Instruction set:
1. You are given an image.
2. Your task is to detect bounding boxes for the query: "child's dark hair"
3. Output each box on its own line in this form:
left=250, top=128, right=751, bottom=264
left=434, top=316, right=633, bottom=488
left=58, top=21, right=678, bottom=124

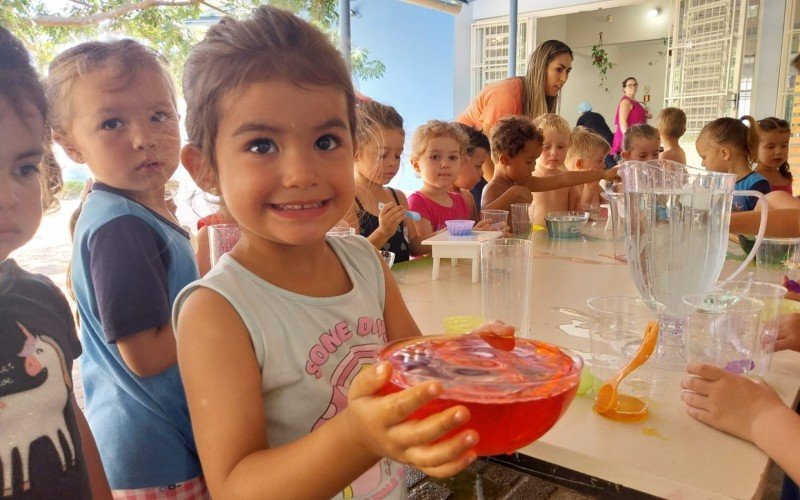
left=355, top=99, right=403, bottom=155
left=183, top=5, right=356, bottom=179
left=455, top=123, right=490, bottom=157
left=623, top=124, right=659, bottom=152
left=658, top=107, right=687, bottom=139
left=489, top=116, right=543, bottom=162
left=758, top=117, right=792, bottom=180
left=0, top=27, right=62, bottom=212
left=698, top=116, right=760, bottom=165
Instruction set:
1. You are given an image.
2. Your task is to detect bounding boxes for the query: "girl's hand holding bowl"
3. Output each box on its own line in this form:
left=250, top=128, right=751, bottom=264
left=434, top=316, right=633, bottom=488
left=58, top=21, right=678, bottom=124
left=345, top=361, right=478, bottom=478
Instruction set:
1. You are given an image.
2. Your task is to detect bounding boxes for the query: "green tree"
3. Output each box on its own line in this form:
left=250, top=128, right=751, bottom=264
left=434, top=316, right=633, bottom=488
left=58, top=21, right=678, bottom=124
left=1, top=0, right=384, bottom=83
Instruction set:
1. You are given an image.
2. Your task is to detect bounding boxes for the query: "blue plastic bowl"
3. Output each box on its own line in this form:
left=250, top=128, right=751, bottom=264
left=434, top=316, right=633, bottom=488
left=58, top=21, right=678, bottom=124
left=445, top=219, right=475, bottom=236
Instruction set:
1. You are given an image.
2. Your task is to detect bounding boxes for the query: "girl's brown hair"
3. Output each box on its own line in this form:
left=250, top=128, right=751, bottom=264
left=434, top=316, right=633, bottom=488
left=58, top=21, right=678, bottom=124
left=522, top=40, right=572, bottom=121
left=410, top=120, right=468, bottom=163
left=183, top=5, right=356, bottom=177
left=0, top=27, right=62, bottom=213
left=355, top=99, right=404, bottom=155
left=698, top=116, right=760, bottom=165
left=45, top=39, right=175, bottom=135
left=758, top=117, right=792, bottom=180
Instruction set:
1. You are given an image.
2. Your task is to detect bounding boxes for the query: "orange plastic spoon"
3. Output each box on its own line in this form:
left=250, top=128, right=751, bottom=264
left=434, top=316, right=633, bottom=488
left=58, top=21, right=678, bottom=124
left=595, top=321, right=659, bottom=414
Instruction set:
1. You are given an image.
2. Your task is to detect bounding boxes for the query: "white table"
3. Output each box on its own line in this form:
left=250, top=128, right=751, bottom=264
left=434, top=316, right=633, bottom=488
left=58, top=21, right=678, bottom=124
left=393, top=225, right=800, bottom=499
left=420, top=230, right=502, bottom=283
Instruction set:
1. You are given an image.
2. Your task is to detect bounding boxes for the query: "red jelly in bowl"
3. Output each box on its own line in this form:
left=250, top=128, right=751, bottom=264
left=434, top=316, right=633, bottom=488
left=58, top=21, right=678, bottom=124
left=376, top=334, right=583, bottom=456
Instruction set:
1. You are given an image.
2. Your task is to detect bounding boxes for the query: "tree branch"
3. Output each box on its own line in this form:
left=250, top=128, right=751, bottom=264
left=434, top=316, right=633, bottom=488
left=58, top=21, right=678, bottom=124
left=31, top=0, right=202, bottom=27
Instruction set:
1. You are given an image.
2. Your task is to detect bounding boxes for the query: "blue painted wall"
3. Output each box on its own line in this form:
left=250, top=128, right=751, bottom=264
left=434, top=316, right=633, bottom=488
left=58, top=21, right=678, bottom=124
left=351, top=0, right=456, bottom=192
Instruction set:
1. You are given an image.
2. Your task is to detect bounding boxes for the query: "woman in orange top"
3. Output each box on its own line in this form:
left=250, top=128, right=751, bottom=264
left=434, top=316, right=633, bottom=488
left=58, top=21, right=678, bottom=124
left=457, top=39, right=573, bottom=180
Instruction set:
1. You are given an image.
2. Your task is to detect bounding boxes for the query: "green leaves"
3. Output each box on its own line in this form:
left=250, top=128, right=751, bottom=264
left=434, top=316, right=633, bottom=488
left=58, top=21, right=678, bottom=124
left=4, top=0, right=385, bottom=88
left=590, top=42, right=613, bottom=94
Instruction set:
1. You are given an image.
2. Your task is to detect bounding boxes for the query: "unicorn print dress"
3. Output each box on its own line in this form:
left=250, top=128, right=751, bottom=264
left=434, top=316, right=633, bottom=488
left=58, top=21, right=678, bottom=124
left=0, top=259, right=90, bottom=499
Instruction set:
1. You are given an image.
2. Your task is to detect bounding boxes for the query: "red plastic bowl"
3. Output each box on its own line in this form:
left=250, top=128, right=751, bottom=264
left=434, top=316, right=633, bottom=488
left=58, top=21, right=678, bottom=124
left=376, top=334, right=583, bottom=456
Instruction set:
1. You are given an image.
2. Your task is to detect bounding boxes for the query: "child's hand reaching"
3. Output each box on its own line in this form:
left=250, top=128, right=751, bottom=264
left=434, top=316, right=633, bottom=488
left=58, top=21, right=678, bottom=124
left=776, top=313, right=800, bottom=352
left=782, top=276, right=800, bottom=302
left=681, top=363, right=785, bottom=442
left=473, top=219, right=495, bottom=231
left=345, top=361, right=478, bottom=478
left=602, top=167, right=621, bottom=182
left=377, top=202, right=406, bottom=239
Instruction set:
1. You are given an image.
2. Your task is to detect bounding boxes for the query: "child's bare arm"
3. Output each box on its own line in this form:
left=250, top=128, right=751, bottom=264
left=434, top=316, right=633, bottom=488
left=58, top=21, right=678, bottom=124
left=177, top=288, right=475, bottom=498
left=411, top=217, right=436, bottom=245
left=396, top=191, right=428, bottom=256
left=729, top=209, right=800, bottom=237
left=72, top=396, right=112, bottom=499
left=568, top=186, right=582, bottom=211
left=682, top=364, right=800, bottom=485
left=482, top=185, right=532, bottom=212
left=117, top=325, right=177, bottom=377
left=195, top=226, right=211, bottom=277
left=524, top=168, right=619, bottom=192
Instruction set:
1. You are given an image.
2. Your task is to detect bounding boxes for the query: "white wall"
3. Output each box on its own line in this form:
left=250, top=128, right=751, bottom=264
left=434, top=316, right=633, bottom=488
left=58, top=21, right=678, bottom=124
left=454, top=2, right=669, bottom=126
left=560, top=40, right=667, bottom=127
left=471, top=0, right=645, bottom=19
left=563, top=2, right=670, bottom=47
left=752, top=0, right=788, bottom=119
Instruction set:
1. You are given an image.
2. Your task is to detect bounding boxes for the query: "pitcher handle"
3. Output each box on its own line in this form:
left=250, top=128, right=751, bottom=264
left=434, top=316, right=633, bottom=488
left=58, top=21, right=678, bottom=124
left=723, top=190, right=768, bottom=281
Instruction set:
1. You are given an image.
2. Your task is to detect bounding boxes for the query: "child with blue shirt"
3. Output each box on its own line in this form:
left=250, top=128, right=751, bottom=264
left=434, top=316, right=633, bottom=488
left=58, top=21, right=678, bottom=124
left=696, top=116, right=770, bottom=211
left=47, top=40, right=205, bottom=497
left=0, top=27, right=110, bottom=499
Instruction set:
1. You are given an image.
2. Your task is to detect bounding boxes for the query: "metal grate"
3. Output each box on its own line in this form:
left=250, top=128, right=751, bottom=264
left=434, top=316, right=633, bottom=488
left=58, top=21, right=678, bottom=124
left=665, top=0, right=752, bottom=134
left=470, top=17, right=534, bottom=98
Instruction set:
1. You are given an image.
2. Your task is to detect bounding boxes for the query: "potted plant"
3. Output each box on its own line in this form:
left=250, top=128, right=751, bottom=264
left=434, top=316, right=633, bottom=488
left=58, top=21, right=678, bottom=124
left=591, top=32, right=613, bottom=93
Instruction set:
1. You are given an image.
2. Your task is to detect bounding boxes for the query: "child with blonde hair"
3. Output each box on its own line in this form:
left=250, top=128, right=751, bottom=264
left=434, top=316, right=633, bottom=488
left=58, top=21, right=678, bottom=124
left=755, top=117, right=792, bottom=195
left=408, top=120, right=490, bottom=239
left=565, top=127, right=610, bottom=206
left=46, top=40, right=205, bottom=496
left=176, top=7, right=483, bottom=498
left=697, top=116, right=770, bottom=211
left=481, top=116, right=539, bottom=215
left=0, top=26, right=110, bottom=499
left=620, top=123, right=661, bottom=162
left=530, top=113, right=580, bottom=225
left=344, top=99, right=424, bottom=261
left=658, top=107, right=687, bottom=164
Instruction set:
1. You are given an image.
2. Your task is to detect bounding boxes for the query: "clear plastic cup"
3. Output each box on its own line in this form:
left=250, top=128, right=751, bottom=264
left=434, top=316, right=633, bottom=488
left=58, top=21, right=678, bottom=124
left=326, top=226, right=356, bottom=237
left=586, top=296, right=665, bottom=419
left=683, top=292, right=764, bottom=374
left=510, top=203, right=532, bottom=238
left=756, top=237, right=800, bottom=285
left=208, top=224, right=241, bottom=266
left=379, top=250, right=395, bottom=268
left=714, top=281, right=787, bottom=377
left=481, top=239, right=532, bottom=337
left=481, top=209, right=509, bottom=232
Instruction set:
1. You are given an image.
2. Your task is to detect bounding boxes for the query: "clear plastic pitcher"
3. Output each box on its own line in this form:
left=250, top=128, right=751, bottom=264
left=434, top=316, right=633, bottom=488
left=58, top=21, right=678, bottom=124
left=619, top=160, right=767, bottom=369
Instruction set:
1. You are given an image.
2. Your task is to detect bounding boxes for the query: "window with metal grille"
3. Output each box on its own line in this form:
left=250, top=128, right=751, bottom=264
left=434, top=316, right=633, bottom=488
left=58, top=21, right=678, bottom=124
left=665, top=0, right=758, bottom=134
left=470, top=17, right=534, bottom=98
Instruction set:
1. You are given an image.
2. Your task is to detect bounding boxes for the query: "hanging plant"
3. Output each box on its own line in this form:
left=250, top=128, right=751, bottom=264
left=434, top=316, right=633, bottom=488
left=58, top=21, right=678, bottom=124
left=591, top=32, right=613, bottom=94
